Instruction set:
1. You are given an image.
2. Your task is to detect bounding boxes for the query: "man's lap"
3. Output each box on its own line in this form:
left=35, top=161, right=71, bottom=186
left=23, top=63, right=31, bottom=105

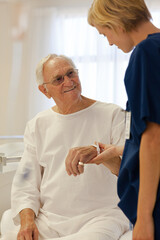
left=1, top=208, right=129, bottom=240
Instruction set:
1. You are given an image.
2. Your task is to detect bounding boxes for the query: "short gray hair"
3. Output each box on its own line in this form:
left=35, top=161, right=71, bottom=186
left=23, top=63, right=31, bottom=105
left=36, top=54, right=76, bottom=85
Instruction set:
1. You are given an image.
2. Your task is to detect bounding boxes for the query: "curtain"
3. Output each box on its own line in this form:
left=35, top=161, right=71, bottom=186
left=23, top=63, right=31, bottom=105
left=0, top=1, right=160, bottom=136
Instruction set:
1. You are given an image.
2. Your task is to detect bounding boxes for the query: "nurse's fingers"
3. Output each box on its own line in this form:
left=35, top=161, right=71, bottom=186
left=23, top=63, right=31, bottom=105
left=89, top=144, right=118, bottom=165
left=89, top=148, right=113, bottom=165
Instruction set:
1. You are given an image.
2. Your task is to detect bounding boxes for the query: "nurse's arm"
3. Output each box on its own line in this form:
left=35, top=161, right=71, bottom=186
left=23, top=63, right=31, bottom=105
left=133, top=121, right=160, bottom=239
left=89, top=143, right=124, bottom=176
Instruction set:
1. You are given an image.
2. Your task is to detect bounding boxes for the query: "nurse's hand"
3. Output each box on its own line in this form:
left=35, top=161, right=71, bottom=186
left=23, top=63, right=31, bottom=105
left=89, top=143, right=124, bottom=176
left=133, top=215, right=154, bottom=240
left=65, top=146, right=97, bottom=176
left=18, top=208, right=39, bottom=240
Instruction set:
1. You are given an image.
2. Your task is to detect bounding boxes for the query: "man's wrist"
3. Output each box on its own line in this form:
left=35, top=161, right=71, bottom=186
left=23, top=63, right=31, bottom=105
left=20, top=208, right=35, bottom=224
left=91, top=142, right=100, bottom=155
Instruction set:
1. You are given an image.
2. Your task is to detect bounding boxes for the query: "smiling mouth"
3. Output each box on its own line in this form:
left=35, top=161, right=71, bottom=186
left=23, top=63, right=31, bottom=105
left=64, top=86, right=76, bottom=93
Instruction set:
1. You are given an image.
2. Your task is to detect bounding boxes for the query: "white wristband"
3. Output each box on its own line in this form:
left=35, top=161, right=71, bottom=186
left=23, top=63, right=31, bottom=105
left=91, top=142, right=100, bottom=155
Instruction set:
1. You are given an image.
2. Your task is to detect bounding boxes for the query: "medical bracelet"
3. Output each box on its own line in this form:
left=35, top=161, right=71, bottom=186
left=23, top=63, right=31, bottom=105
left=91, top=142, right=100, bottom=155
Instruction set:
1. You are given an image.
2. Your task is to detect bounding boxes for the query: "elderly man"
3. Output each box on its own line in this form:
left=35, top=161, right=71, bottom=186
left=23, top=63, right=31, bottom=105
left=1, top=54, right=129, bottom=240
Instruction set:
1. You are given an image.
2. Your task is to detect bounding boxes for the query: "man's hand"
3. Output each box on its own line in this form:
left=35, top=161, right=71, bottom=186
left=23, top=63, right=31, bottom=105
left=17, top=208, right=39, bottom=240
left=65, top=146, right=97, bottom=176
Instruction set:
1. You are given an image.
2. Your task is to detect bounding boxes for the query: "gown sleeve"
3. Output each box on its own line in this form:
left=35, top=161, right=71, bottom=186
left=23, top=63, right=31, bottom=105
left=11, top=122, right=42, bottom=225
left=110, top=107, right=125, bottom=146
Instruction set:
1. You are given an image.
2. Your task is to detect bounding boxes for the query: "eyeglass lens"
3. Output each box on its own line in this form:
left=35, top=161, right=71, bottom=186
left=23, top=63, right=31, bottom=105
left=52, top=69, right=77, bottom=86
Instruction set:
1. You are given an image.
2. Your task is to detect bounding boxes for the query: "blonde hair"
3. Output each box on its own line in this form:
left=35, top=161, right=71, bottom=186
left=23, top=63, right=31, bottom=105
left=88, top=0, right=152, bottom=32
left=36, top=54, right=76, bottom=85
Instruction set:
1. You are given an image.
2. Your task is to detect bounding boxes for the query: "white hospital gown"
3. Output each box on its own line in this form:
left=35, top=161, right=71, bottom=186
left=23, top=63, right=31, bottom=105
left=10, top=101, right=129, bottom=239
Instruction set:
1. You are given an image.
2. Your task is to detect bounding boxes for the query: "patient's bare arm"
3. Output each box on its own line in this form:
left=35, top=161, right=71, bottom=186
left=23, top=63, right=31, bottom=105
left=17, top=208, right=39, bottom=240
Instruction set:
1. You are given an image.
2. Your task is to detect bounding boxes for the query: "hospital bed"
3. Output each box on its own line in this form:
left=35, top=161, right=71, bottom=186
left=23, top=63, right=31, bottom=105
left=0, top=142, right=24, bottom=228
left=0, top=142, right=132, bottom=239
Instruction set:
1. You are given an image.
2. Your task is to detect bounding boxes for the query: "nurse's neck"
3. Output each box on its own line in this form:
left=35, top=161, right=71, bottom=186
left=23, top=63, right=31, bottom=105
left=130, top=21, right=160, bottom=47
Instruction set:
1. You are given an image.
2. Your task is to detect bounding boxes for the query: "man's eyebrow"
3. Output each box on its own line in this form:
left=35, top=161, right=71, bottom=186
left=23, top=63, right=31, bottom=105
left=50, top=74, right=60, bottom=81
left=58, top=68, right=73, bottom=75
left=50, top=68, right=73, bottom=80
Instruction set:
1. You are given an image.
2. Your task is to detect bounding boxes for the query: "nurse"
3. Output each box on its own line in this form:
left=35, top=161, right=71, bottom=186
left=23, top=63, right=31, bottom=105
left=87, top=0, right=160, bottom=239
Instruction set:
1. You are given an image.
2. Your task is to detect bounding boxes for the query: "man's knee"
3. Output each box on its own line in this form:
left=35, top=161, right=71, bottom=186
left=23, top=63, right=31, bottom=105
left=1, top=231, right=18, bottom=240
left=1, top=209, right=19, bottom=238
left=62, top=231, right=114, bottom=240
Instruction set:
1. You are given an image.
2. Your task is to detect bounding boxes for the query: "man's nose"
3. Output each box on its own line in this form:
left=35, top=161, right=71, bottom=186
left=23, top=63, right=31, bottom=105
left=63, top=75, right=73, bottom=84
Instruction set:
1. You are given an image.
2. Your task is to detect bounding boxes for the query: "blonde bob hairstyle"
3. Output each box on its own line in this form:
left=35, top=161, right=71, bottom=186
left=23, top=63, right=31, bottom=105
left=88, top=0, right=152, bottom=32
left=36, top=54, right=76, bottom=86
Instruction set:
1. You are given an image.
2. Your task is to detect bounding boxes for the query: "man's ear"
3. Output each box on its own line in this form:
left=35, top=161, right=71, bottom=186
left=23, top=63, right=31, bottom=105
left=38, top=85, right=51, bottom=99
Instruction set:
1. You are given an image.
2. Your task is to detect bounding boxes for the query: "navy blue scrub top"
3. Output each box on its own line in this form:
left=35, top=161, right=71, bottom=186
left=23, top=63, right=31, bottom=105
left=117, top=33, right=160, bottom=225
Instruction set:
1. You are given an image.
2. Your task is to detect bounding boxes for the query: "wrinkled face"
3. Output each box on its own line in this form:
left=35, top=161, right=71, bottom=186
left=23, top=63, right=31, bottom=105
left=94, top=24, right=134, bottom=53
left=42, top=58, right=82, bottom=105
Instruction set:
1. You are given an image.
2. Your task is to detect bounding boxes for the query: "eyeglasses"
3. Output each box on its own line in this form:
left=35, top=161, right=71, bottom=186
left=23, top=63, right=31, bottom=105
left=43, top=68, right=78, bottom=86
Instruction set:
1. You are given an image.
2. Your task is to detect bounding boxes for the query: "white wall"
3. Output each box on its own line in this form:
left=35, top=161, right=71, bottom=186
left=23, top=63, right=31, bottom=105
left=0, top=0, right=93, bottom=136
left=0, top=0, right=160, bottom=136
left=0, top=3, right=13, bottom=136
